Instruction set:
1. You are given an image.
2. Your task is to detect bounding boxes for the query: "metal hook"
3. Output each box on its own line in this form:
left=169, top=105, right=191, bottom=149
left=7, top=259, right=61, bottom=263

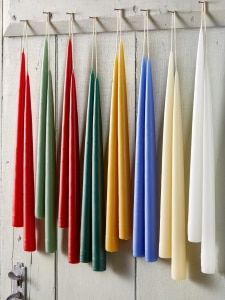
left=66, top=12, right=75, bottom=36
left=66, top=12, right=75, bottom=21
left=43, top=11, right=52, bottom=22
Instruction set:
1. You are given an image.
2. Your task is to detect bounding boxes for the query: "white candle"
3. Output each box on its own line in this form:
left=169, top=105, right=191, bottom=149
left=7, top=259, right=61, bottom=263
left=188, top=27, right=204, bottom=243
left=201, top=62, right=216, bottom=274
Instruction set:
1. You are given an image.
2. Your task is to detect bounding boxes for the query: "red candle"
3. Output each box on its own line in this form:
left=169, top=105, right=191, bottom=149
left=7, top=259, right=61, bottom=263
left=58, top=38, right=73, bottom=228
left=23, top=73, right=36, bottom=251
left=68, top=70, right=80, bottom=263
left=12, top=50, right=26, bottom=227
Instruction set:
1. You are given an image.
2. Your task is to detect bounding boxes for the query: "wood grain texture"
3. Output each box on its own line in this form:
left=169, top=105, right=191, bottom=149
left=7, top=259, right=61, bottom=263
left=56, top=32, right=135, bottom=300
left=1, top=1, right=225, bottom=300
left=0, top=0, right=3, bottom=298
left=1, top=36, right=56, bottom=300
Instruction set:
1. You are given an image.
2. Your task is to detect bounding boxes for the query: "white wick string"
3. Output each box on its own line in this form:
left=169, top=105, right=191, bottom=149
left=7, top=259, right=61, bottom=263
left=203, top=2, right=207, bottom=34
left=142, top=12, right=146, bottom=58
left=69, top=14, right=74, bottom=71
left=91, top=18, right=98, bottom=75
left=146, top=11, right=150, bottom=59
left=22, top=21, right=28, bottom=73
left=173, top=12, right=177, bottom=70
left=94, top=18, right=98, bottom=75
left=91, top=18, right=94, bottom=70
left=45, top=15, right=50, bottom=72
left=116, top=12, right=119, bottom=53
left=119, top=10, right=122, bottom=41
left=170, top=12, right=174, bottom=52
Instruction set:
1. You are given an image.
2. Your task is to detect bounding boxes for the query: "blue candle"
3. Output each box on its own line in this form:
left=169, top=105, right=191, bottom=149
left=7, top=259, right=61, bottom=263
left=145, top=59, right=158, bottom=262
left=133, top=57, right=147, bottom=257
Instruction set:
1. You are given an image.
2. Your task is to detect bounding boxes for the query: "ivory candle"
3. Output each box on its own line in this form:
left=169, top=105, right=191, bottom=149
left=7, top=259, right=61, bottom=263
left=171, top=71, right=187, bottom=280
left=159, top=52, right=174, bottom=258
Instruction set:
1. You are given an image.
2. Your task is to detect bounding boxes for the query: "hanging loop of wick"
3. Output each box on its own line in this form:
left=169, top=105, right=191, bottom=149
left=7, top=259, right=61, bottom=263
left=20, top=20, right=29, bottom=70
left=141, top=10, right=147, bottom=57
left=140, top=9, right=150, bottom=59
left=66, top=12, right=75, bottom=38
left=90, top=17, right=98, bottom=75
left=173, top=11, right=177, bottom=70
left=114, top=8, right=123, bottom=42
left=21, top=20, right=28, bottom=51
left=169, top=11, right=175, bottom=53
left=43, top=11, right=52, bottom=71
left=43, top=11, right=52, bottom=37
left=66, top=12, right=76, bottom=70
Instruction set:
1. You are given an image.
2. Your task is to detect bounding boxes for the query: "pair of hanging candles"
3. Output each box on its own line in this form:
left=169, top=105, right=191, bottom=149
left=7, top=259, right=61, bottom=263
left=133, top=13, right=158, bottom=261
left=58, top=33, right=81, bottom=263
left=80, top=20, right=106, bottom=271
left=188, top=3, right=215, bottom=274
left=35, top=36, right=57, bottom=253
left=105, top=28, right=131, bottom=251
left=12, top=36, right=36, bottom=251
left=159, top=12, right=186, bottom=280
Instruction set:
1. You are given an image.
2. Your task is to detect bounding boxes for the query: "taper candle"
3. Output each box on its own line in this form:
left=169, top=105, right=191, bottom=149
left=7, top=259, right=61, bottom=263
left=145, top=59, right=158, bottom=262
left=171, top=70, right=186, bottom=280
left=118, top=41, right=131, bottom=240
left=36, top=38, right=48, bottom=219
left=92, top=77, right=106, bottom=271
left=188, top=28, right=204, bottom=243
left=45, top=70, right=57, bottom=253
left=13, top=49, right=26, bottom=227
left=201, top=64, right=215, bottom=274
left=80, top=70, right=95, bottom=262
left=23, top=73, right=36, bottom=251
left=58, top=38, right=73, bottom=228
left=159, top=51, right=174, bottom=258
left=133, top=57, right=147, bottom=257
left=68, top=70, right=81, bottom=264
left=105, top=54, right=119, bottom=252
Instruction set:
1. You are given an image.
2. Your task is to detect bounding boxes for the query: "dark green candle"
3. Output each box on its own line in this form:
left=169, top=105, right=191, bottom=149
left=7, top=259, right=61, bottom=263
left=92, top=77, right=106, bottom=271
left=80, top=70, right=95, bottom=262
left=45, top=70, right=57, bottom=253
left=36, top=38, right=48, bottom=219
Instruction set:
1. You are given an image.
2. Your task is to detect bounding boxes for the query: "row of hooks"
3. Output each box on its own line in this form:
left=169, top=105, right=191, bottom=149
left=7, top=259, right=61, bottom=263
left=5, top=1, right=216, bottom=37
left=20, top=1, right=208, bottom=25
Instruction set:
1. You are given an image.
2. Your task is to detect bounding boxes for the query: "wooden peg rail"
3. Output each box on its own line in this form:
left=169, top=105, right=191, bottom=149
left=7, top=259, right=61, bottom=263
left=4, top=9, right=225, bottom=37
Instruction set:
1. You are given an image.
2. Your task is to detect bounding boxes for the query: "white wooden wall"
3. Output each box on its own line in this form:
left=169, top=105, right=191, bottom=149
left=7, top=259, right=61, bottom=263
left=1, top=1, right=225, bottom=300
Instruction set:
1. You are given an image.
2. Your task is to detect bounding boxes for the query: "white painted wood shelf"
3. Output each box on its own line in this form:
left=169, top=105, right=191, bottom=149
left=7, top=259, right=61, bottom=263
left=4, top=9, right=225, bottom=37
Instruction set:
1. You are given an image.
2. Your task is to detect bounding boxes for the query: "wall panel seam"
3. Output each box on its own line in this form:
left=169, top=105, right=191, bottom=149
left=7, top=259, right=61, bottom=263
left=134, top=30, right=137, bottom=300
left=55, top=34, right=58, bottom=300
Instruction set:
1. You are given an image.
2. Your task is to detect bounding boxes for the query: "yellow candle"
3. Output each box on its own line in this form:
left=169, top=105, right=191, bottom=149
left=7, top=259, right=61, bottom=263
left=171, top=70, right=187, bottom=280
left=159, top=51, right=174, bottom=258
left=118, top=41, right=131, bottom=240
left=105, top=54, right=119, bottom=252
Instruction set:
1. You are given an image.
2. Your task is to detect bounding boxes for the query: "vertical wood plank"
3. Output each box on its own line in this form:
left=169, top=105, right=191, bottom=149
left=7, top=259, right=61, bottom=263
left=56, top=32, right=135, bottom=300
left=0, top=0, right=3, bottom=297
left=1, top=36, right=56, bottom=299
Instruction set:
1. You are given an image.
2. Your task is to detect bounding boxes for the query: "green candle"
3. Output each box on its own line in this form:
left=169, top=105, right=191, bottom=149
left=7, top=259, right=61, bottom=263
left=92, top=77, right=106, bottom=271
left=80, top=70, right=95, bottom=262
left=36, top=38, right=48, bottom=219
left=45, top=70, right=57, bottom=253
